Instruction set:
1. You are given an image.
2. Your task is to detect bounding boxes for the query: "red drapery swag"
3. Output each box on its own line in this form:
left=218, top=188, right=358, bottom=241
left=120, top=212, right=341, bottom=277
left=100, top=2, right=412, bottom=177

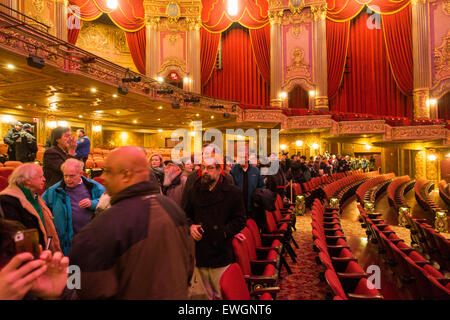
left=202, top=0, right=269, bottom=32
left=329, top=11, right=412, bottom=118
left=327, top=0, right=411, bottom=22
left=202, top=25, right=270, bottom=106
left=288, top=86, right=309, bottom=109
left=68, top=0, right=145, bottom=73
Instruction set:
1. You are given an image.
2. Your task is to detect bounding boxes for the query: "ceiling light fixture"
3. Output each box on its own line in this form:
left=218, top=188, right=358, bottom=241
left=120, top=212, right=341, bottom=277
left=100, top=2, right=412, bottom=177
left=106, top=0, right=118, bottom=10
left=6, top=64, right=14, bottom=70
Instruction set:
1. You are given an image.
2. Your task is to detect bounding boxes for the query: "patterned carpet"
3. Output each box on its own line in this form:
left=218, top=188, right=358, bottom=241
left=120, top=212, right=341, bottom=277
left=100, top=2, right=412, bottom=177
left=277, top=213, right=330, bottom=300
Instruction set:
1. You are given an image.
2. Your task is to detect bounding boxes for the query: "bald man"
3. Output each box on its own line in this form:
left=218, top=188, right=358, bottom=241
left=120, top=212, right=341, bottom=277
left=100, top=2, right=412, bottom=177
left=69, top=146, right=195, bottom=299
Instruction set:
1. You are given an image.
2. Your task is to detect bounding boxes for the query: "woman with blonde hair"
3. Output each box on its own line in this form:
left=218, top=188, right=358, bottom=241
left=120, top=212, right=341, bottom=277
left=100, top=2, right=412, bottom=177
left=0, top=163, right=61, bottom=252
left=149, top=153, right=164, bottom=188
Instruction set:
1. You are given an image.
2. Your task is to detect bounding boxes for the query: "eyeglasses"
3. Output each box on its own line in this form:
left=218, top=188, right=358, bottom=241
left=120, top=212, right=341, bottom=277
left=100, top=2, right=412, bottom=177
left=201, top=165, right=217, bottom=171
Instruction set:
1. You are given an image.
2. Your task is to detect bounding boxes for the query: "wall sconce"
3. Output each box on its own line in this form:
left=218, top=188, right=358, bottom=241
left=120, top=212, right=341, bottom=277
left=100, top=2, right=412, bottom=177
left=57, top=121, right=68, bottom=127
left=434, top=211, right=448, bottom=233
left=1, top=115, right=14, bottom=123
left=365, top=144, right=372, bottom=151
left=309, top=90, right=316, bottom=97
left=296, top=140, right=303, bottom=147
left=47, top=121, right=57, bottom=129
left=312, top=143, right=319, bottom=150
left=279, top=91, right=287, bottom=100
left=93, top=125, right=102, bottom=132
left=428, top=154, right=437, bottom=161
left=280, top=144, right=287, bottom=151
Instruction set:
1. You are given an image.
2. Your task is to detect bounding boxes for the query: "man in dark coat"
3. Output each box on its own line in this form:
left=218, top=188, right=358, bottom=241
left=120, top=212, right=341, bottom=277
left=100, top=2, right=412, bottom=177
left=15, top=124, right=38, bottom=163
left=3, top=121, right=22, bottom=161
left=184, top=155, right=246, bottom=300
left=69, top=146, right=194, bottom=299
left=43, top=127, right=77, bottom=189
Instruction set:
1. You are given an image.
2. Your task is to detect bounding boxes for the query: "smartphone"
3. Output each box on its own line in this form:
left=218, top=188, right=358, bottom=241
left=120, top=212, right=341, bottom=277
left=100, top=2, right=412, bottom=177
left=198, top=226, right=204, bottom=235
left=14, top=229, right=40, bottom=259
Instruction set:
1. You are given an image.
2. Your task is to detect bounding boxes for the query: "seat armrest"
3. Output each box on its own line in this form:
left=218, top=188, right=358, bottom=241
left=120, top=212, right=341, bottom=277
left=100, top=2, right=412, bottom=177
left=244, top=275, right=278, bottom=286
left=251, top=287, right=280, bottom=297
left=250, top=259, right=278, bottom=267
left=347, top=293, right=383, bottom=300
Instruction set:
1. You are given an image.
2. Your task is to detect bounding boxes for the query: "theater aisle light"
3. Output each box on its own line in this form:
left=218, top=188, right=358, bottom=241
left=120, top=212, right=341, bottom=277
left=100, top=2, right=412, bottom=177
left=227, top=0, right=239, bottom=16
left=106, top=0, right=118, bottom=10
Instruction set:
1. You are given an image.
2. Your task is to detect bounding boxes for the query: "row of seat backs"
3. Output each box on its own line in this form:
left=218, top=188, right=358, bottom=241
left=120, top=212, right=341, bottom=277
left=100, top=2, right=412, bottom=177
left=358, top=205, right=450, bottom=299
left=356, top=173, right=396, bottom=203
left=387, top=175, right=411, bottom=207
left=438, top=180, right=450, bottom=206
left=415, top=178, right=446, bottom=214
left=322, top=171, right=379, bottom=200
left=312, top=199, right=382, bottom=300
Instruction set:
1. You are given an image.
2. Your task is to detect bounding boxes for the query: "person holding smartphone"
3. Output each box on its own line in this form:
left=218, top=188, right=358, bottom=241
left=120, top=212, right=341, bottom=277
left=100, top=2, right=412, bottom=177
left=0, top=219, right=69, bottom=300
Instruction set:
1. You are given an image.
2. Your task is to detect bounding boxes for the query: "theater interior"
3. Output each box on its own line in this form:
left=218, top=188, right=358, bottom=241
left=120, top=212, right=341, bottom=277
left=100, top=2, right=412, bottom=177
left=0, top=0, right=449, bottom=300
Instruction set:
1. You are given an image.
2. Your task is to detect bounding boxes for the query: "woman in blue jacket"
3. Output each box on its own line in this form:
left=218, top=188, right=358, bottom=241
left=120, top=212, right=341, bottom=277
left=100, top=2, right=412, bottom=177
left=43, top=158, right=105, bottom=255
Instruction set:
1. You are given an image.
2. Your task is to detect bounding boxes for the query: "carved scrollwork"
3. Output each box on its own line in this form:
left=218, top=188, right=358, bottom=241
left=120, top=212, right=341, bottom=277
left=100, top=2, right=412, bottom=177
left=286, top=115, right=332, bottom=129
left=338, top=120, right=386, bottom=135
left=392, top=125, right=447, bottom=140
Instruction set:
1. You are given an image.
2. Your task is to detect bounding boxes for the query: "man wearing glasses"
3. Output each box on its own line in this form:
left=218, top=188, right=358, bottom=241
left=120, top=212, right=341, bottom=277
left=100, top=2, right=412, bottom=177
left=184, top=154, right=246, bottom=300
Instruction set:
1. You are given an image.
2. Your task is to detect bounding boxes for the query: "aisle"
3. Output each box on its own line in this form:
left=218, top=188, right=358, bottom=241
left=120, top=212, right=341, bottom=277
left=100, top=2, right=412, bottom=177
left=277, top=213, right=329, bottom=300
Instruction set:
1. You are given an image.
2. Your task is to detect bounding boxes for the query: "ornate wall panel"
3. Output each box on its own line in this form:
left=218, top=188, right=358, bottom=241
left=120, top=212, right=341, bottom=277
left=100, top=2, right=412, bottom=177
left=338, top=120, right=386, bottom=135
left=285, top=115, right=332, bottom=129
left=430, top=0, right=450, bottom=99
left=76, top=21, right=138, bottom=73
left=281, top=9, right=315, bottom=92
left=158, top=31, right=187, bottom=76
left=391, top=125, right=447, bottom=140
left=21, top=0, right=55, bottom=35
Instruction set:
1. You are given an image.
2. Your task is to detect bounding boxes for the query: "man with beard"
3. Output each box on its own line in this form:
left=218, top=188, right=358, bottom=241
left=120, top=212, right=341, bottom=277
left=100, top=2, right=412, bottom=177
left=184, top=154, right=246, bottom=300
left=162, top=160, right=187, bottom=207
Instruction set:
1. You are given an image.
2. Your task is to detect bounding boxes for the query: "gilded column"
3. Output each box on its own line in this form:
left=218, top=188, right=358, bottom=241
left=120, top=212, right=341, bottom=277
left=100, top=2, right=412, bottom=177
left=55, top=0, right=68, bottom=42
left=412, top=0, right=431, bottom=118
left=144, top=1, right=160, bottom=79
left=311, top=4, right=329, bottom=110
left=414, top=150, right=427, bottom=180
left=187, top=18, right=201, bottom=93
left=269, top=10, right=283, bottom=108
left=1, top=0, right=19, bottom=17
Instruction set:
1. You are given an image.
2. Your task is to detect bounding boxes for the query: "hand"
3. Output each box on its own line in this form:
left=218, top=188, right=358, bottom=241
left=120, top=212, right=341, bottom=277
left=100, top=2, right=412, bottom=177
left=234, top=232, right=246, bottom=242
left=0, top=253, right=47, bottom=300
left=190, top=224, right=203, bottom=242
left=79, top=198, right=91, bottom=209
left=30, top=251, right=69, bottom=299
left=67, top=136, right=77, bottom=155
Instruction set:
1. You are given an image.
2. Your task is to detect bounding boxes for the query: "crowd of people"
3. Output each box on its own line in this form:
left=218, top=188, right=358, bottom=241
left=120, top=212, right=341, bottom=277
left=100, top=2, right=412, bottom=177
left=0, top=125, right=376, bottom=300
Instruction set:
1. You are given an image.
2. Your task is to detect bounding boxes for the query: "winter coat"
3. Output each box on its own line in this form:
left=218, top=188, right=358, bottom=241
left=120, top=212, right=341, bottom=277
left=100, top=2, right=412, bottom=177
left=15, top=130, right=38, bottom=162
left=43, top=146, right=75, bottom=189
left=42, top=176, right=105, bottom=255
left=0, top=184, right=61, bottom=252
left=69, top=181, right=195, bottom=299
left=3, top=128, right=21, bottom=160
left=184, top=175, right=246, bottom=268
left=163, top=172, right=187, bottom=208
left=230, top=164, right=265, bottom=213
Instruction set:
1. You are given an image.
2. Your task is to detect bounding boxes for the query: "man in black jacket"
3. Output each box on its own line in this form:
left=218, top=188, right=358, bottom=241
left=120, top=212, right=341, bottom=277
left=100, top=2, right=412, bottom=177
left=15, top=124, right=38, bottom=163
left=184, top=155, right=246, bottom=300
left=3, top=121, right=22, bottom=161
left=43, top=127, right=77, bottom=189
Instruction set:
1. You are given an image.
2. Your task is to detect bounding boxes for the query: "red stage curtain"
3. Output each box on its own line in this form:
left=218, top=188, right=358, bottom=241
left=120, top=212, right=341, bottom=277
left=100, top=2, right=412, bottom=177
left=202, top=24, right=269, bottom=106
left=200, top=27, right=221, bottom=86
left=326, top=20, right=350, bottom=99
left=202, top=0, right=269, bottom=32
left=69, top=0, right=144, bottom=31
left=327, top=0, right=411, bottom=22
left=329, top=12, right=412, bottom=118
left=288, top=86, right=309, bottom=109
left=382, top=5, right=413, bottom=95
left=125, top=28, right=146, bottom=75
left=438, top=92, right=450, bottom=120
left=249, top=24, right=270, bottom=83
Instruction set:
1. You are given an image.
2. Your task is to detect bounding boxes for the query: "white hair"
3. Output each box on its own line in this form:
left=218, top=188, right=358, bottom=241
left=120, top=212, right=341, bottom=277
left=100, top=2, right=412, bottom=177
left=61, top=158, right=84, bottom=173
left=8, top=163, right=41, bottom=187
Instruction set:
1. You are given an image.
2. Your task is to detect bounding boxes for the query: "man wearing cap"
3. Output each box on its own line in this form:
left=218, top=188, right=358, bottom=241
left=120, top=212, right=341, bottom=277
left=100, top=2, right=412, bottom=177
left=162, top=160, right=187, bottom=208
left=3, top=121, right=23, bottom=161
left=15, top=123, right=38, bottom=163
